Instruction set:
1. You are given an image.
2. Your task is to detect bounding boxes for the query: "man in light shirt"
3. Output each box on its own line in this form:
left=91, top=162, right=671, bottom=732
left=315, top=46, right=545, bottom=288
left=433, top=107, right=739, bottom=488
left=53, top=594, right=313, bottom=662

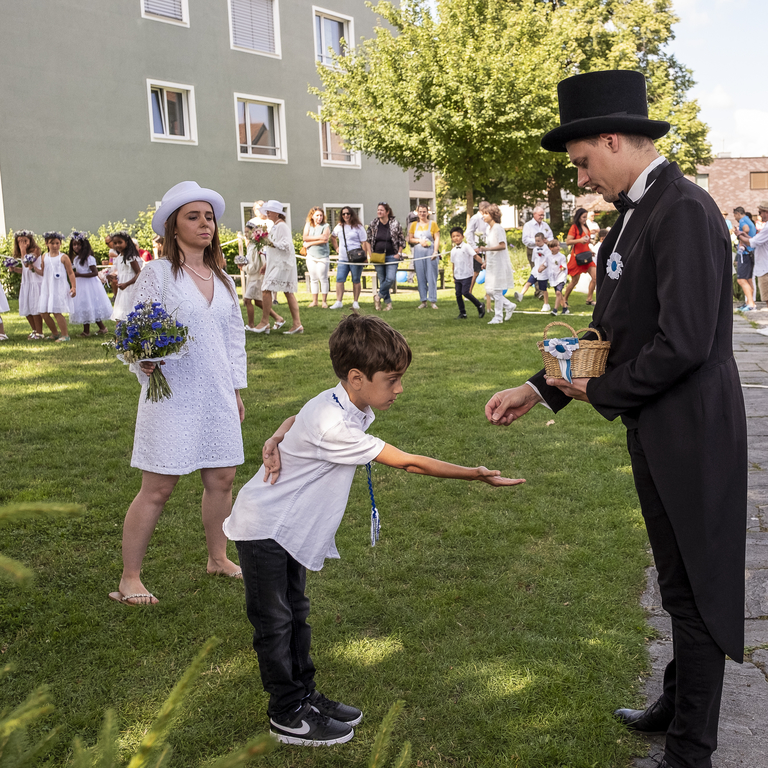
left=521, top=207, right=554, bottom=299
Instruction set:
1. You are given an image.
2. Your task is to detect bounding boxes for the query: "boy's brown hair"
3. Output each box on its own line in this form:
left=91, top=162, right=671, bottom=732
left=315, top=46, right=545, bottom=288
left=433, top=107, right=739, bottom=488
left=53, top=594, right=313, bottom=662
left=329, top=315, right=412, bottom=381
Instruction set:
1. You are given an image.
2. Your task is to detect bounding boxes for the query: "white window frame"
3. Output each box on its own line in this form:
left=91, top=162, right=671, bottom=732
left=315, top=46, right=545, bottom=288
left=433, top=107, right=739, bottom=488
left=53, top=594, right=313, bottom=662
left=234, top=93, right=288, bottom=164
left=323, top=203, right=365, bottom=231
left=312, top=6, right=354, bottom=67
left=228, top=0, right=282, bottom=59
left=318, top=116, right=361, bottom=168
left=140, top=0, right=190, bottom=27
left=146, top=79, right=197, bottom=145
left=241, top=202, right=292, bottom=232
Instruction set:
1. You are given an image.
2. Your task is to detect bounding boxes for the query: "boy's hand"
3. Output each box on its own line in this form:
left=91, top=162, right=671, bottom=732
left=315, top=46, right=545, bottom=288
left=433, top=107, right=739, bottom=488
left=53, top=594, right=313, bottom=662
left=262, top=438, right=282, bottom=484
left=475, top=468, right=526, bottom=486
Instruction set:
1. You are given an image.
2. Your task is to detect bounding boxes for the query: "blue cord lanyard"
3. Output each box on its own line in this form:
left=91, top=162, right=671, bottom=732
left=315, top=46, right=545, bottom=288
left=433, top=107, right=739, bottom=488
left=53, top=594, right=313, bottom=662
left=333, top=393, right=380, bottom=546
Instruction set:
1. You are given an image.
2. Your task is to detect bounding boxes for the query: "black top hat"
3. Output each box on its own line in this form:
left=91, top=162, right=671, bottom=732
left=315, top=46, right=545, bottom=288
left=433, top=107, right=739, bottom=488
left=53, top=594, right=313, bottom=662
left=541, top=70, right=670, bottom=153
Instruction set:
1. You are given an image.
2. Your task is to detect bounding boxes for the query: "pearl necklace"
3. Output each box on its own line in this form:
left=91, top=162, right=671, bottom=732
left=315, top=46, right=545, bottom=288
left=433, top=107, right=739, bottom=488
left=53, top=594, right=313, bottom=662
left=182, top=262, right=213, bottom=281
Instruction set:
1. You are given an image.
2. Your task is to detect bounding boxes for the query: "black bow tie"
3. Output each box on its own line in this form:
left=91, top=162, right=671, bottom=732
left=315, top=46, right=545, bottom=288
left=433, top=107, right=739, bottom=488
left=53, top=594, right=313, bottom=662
left=613, top=161, right=669, bottom=214
left=614, top=191, right=637, bottom=214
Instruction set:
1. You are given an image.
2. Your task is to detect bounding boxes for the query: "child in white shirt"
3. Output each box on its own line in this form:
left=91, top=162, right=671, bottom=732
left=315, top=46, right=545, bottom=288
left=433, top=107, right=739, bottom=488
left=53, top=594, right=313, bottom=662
left=547, top=239, right=569, bottom=315
left=224, top=315, right=523, bottom=747
left=450, top=227, right=486, bottom=319
left=513, top=232, right=551, bottom=312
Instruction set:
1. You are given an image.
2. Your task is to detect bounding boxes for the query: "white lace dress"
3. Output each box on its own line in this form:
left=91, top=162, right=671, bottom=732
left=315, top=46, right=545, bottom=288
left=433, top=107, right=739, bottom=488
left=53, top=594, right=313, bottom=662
left=112, top=255, right=140, bottom=321
left=71, top=256, right=113, bottom=324
left=38, top=253, right=73, bottom=314
left=262, top=220, right=298, bottom=293
left=18, top=256, right=43, bottom=316
left=129, top=260, right=248, bottom=475
left=484, top=223, right=514, bottom=292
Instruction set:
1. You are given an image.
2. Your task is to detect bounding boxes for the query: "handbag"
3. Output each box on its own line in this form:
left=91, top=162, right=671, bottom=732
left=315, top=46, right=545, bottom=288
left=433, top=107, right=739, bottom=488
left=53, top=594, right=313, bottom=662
left=369, top=252, right=386, bottom=264
left=342, top=225, right=367, bottom=264
left=299, top=245, right=307, bottom=257
left=575, top=250, right=593, bottom=266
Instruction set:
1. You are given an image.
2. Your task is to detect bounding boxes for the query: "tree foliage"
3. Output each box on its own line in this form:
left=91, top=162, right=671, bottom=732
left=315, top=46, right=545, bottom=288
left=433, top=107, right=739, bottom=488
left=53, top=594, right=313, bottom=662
left=311, top=0, right=711, bottom=227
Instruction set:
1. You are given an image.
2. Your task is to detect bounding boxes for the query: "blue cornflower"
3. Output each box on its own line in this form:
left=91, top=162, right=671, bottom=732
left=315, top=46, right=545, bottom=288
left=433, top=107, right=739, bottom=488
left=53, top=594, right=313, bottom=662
left=134, top=302, right=145, bottom=310
left=175, top=335, right=182, bottom=343
left=151, top=321, right=162, bottom=330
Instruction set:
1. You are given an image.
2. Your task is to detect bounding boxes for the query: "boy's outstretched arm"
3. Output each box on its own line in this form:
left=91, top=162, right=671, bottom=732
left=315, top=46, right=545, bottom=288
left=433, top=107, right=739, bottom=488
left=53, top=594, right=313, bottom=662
left=374, top=444, right=525, bottom=486
left=262, top=416, right=296, bottom=484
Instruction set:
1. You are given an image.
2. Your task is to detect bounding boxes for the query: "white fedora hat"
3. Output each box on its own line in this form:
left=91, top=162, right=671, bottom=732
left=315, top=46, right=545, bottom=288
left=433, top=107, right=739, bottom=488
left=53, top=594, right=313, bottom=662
left=258, top=199, right=286, bottom=215
left=152, top=181, right=226, bottom=236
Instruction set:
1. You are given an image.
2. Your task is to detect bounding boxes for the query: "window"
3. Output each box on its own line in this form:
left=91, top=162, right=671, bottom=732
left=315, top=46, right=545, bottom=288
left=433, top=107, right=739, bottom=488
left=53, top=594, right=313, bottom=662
left=141, top=0, right=189, bottom=26
left=146, top=80, right=197, bottom=144
left=229, top=0, right=280, bottom=57
left=319, top=121, right=360, bottom=167
left=695, top=173, right=709, bottom=192
left=235, top=94, right=287, bottom=162
left=751, top=172, right=768, bottom=190
left=314, top=7, right=353, bottom=66
left=323, top=204, right=364, bottom=230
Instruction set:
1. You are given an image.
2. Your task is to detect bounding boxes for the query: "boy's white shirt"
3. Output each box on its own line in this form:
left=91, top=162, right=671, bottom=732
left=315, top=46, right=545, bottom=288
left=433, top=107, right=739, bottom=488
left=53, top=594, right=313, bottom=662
left=223, top=383, right=385, bottom=571
left=548, top=250, right=568, bottom=285
left=450, top=241, right=477, bottom=281
left=531, top=245, right=551, bottom=279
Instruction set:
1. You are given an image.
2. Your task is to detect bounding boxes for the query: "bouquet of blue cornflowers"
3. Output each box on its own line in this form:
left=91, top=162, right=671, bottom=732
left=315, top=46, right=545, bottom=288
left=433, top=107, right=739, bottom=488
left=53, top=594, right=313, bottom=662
left=23, top=254, right=36, bottom=267
left=3, top=257, right=20, bottom=269
left=104, top=302, right=192, bottom=403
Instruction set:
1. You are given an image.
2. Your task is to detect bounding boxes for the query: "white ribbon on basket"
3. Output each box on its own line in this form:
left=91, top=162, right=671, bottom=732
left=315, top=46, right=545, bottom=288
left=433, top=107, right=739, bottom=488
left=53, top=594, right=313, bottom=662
left=543, top=337, right=580, bottom=383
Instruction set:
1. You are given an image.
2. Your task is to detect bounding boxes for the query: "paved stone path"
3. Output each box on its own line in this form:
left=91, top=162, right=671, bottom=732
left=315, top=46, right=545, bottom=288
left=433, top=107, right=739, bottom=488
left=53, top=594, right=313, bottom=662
left=632, top=310, right=768, bottom=768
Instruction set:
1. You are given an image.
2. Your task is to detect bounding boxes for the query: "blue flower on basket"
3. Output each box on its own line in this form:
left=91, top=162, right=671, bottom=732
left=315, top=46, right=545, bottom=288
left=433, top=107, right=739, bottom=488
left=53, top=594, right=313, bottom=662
left=544, top=337, right=580, bottom=383
left=606, top=252, right=623, bottom=280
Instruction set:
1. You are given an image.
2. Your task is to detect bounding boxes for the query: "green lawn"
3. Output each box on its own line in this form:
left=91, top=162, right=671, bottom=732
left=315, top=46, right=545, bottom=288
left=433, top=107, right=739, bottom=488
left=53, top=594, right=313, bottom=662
left=0, top=284, right=652, bottom=767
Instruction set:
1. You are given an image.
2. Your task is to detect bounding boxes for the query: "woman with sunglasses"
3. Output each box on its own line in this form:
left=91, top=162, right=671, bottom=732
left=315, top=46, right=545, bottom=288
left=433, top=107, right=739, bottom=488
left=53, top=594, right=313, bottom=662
left=330, top=207, right=369, bottom=309
left=367, top=203, right=406, bottom=311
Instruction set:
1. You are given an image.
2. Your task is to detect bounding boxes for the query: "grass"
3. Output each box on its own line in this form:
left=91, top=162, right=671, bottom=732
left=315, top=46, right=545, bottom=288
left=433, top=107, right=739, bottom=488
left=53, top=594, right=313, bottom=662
left=0, top=281, right=653, bottom=767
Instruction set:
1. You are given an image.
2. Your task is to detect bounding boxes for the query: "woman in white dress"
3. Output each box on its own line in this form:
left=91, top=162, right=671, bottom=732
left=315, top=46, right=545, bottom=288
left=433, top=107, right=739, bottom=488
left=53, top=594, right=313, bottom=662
left=9, top=230, right=44, bottom=339
left=110, top=232, right=142, bottom=321
left=253, top=200, right=303, bottom=335
left=68, top=231, right=113, bottom=335
left=476, top=204, right=516, bottom=324
left=109, top=181, right=247, bottom=606
left=38, top=232, right=77, bottom=341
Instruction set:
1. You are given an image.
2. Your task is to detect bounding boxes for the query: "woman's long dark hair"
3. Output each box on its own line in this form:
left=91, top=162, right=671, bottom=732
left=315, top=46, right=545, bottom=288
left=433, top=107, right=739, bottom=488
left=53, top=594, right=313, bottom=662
left=163, top=209, right=237, bottom=302
left=572, top=207, right=588, bottom=236
left=340, top=206, right=362, bottom=229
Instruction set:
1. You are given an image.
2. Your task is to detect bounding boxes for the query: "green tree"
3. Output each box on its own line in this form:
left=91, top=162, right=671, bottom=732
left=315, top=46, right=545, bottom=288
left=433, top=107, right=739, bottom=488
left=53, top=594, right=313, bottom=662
left=312, top=0, right=711, bottom=231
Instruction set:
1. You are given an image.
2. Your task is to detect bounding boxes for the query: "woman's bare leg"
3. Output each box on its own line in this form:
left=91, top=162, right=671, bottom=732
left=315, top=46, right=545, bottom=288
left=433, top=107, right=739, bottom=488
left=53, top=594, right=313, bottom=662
left=285, top=293, right=302, bottom=330
left=200, top=466, right=241, bottom=576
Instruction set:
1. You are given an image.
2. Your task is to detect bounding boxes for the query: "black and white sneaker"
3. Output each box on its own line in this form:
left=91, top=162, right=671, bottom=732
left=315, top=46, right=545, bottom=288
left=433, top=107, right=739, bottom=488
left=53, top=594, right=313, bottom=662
left=307, top=690, right=363, bottom=726
left=477, top=304, right=486, bottom=318
left=269, top=701, right=353, bottom=746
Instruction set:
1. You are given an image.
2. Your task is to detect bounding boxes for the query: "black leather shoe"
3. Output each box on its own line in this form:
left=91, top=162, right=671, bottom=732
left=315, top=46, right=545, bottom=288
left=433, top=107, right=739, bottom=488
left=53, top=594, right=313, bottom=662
left=613, top=696, right=674, bottom=734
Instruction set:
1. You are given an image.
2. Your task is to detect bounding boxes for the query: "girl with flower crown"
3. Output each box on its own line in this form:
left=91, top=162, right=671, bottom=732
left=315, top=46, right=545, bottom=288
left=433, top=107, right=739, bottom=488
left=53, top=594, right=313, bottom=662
left=38, top=231, right=76, bottom=342
left=9, top=230, right=44, bottom=339
left=110, top=231, right=142, bottom=321
left=68, top=231, right=113, bottom=336
left=0, top=275, right=8, bottom=341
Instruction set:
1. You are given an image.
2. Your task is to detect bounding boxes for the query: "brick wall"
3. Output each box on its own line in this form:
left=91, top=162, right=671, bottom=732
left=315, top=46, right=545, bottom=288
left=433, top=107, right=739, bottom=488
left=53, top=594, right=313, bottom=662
left=687, top=157, right=768, bottom=218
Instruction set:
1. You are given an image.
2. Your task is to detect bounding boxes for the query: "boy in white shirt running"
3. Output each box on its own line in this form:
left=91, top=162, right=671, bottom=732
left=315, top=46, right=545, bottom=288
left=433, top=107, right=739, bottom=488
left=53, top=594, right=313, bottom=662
left=450, top=226, right=486, bottom=319
left=513, top=232, right=552, bottom=311
left=224, top=315, right=523, bottom=747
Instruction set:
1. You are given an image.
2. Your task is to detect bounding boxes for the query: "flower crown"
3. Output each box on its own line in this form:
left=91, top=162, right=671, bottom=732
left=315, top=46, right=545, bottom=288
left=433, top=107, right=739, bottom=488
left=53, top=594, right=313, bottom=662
left=15, top=229, right=35, bottom=239
left=110, top=230, right=131, bottom=240
left=43, top=231, right=65, bottom=241
left=69, top=230, right=90, bottom=241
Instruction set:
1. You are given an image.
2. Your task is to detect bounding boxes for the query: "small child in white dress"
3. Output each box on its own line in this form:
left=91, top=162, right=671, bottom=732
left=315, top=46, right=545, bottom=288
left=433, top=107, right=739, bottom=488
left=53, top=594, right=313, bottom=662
left=513, top=232, right=552, bottom=312
left=68, top=231, right=113, bottom=335
left=9, top=230, right=44, bottom=339
left=38, top=231, right=77, bottom=342
left=547, top=239, right=569, bottom=315
left=110, top=231, right=142, bottom=321
left=0, top=281, right=9, bottom=341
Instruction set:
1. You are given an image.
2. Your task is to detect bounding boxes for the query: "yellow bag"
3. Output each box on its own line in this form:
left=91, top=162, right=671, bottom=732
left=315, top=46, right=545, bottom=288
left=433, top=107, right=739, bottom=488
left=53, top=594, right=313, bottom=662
left=370, top=251, right=386, bottom=264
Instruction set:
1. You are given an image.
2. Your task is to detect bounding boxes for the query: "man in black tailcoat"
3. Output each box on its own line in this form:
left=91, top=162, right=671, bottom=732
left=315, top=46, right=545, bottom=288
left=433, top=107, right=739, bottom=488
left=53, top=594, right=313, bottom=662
left=485, top=70, right=746, bottom=768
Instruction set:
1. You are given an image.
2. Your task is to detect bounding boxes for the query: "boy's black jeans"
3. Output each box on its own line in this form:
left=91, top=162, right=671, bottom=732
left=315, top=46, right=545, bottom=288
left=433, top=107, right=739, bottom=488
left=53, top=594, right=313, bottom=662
left=236, top=538, right=316, bottom=719
left=454, top=276, right=482, bottom=315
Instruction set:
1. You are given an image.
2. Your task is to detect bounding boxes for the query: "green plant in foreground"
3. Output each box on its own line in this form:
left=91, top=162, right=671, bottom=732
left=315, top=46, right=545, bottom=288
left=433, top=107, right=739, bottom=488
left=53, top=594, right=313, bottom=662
left=367, top=700, right=410, bottom=768
left=0, top=503, right=83, bottom=584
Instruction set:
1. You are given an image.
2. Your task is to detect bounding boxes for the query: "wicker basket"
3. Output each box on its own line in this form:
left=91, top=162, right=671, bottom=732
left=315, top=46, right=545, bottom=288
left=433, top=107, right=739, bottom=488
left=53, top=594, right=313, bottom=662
left=537, top=322, right=610, bottom=379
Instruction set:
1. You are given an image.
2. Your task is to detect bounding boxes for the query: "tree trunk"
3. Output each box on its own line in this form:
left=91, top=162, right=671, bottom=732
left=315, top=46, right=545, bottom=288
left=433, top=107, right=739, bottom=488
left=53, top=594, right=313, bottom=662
left=466, top=185, right=474, bottom=227
left=546, top=177, right=563, bottom=233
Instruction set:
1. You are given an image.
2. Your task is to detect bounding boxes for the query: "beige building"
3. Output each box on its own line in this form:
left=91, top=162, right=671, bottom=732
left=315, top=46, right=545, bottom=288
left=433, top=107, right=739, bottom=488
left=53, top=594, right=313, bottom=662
left=689, top=157, right=768, bottom=217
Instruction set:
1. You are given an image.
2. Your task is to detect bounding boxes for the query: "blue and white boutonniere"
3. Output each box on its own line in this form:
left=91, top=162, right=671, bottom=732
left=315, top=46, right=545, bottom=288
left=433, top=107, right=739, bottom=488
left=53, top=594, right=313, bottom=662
left=606, top=252, right=623, bottom=280
left=543, top=337, right=579, bottom=383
